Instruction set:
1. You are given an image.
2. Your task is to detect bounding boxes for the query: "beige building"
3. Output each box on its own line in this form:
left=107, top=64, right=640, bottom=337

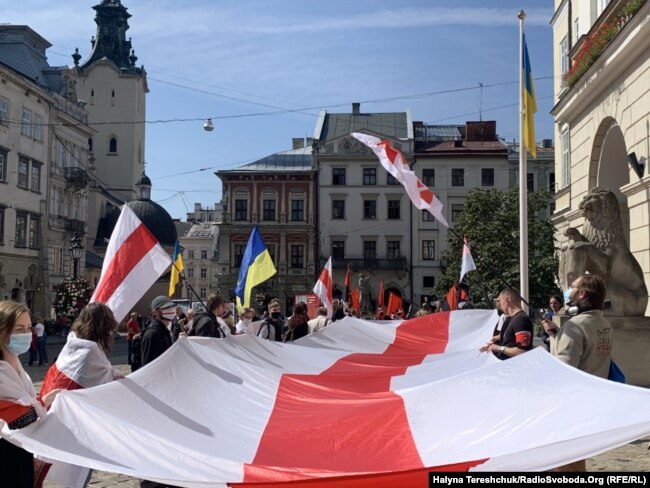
left=550, top=0, right=650, bottom=311
left=179, top=222, right=220, bottom=301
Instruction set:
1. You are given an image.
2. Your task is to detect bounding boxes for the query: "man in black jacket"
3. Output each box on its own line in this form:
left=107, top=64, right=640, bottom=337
left=140, top=296, right=175, bottom=366
left=189, top=294, right=227, bottom=338
left=258, top=299, right=284, bottom=341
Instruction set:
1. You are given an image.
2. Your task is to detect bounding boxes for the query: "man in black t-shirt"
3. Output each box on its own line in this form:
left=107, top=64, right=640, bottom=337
left=480, top=288, right=533, bottom=360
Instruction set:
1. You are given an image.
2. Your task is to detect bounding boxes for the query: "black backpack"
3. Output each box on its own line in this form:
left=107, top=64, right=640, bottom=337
left=131, top=334, right=142, bottom=372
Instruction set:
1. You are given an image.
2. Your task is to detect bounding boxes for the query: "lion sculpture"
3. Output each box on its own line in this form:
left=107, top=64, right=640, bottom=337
left=560, top=187, right=648, bottom=316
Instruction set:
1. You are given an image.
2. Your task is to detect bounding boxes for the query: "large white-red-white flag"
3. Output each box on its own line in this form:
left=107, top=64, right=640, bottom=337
left=313, top=257, right=333, bottom=318
left=352, top=132, right=448, bottom=227
left=90, top=205, right=171, bottom=323
left=460, top=235, right=477, bottom=282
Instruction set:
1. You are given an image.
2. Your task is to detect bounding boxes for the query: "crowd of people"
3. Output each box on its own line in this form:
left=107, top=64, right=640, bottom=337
left=0, top=272, right=616, bottom=484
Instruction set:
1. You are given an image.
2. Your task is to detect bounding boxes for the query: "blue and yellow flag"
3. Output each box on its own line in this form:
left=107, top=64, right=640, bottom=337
left=168, top=240, right=184, bottom=297
left=235, top=226, right=277, bottom=312
left=522, top=33, right=537, bottom=158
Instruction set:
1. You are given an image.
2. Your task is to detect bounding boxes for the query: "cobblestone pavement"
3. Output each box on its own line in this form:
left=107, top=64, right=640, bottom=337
left=31, top=336, right=649, bottom=486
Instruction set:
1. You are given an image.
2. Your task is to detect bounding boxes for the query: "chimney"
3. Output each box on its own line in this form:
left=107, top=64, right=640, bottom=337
left=292, top=137, right=305, bottom=150
left=194, top=203, right=201, bottom=211
left=306, top=137, right=314, bottom=147
left=352, top=102, right=360, bottom=115
left=542, top=138, right=553, bottom=149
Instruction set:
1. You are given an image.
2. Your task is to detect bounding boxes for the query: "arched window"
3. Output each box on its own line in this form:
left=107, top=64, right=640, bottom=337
left=109, top=137, right=117, bottom=153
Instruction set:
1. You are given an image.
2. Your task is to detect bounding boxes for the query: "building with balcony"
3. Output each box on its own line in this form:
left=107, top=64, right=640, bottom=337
left=550, top=0, right=650, bottom=309
left=186, top=202, right=223, bottom=223
left=313, top=103, right=414, bottom=310
left=216, top=141, right=317, bottom=312
left=179, top=222, right=220, bottom=301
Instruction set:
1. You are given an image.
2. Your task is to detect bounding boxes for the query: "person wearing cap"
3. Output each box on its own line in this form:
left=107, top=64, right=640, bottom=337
left=140, top=296, right=175, bottom=366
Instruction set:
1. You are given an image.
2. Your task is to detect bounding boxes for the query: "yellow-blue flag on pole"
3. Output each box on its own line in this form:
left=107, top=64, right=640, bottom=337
left=168, top=240, right=184, bottom=297
left=235, top=226, right=277, bottom=312
left=522, top=33, right=537, bottom=158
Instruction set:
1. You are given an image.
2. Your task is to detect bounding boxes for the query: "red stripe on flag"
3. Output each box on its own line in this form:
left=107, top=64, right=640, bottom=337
left=39, top=365, right=83, bottom=404
left=93, top=224, right=159, bottom=304
left=244, top=313, right=485, bottom=482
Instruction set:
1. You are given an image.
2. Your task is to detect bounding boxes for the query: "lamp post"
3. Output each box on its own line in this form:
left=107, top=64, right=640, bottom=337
left=69, top=233, right=84, bottom=279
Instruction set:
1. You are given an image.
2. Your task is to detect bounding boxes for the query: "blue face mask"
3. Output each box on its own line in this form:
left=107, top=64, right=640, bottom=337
left=6, top=332, right=32, bottom=356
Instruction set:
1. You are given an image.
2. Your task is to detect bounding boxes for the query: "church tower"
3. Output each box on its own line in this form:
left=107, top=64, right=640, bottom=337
left=74, top=0, right=148, bottom=203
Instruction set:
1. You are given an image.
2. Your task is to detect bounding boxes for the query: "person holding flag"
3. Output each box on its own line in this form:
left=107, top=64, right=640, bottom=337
left=235, top=227, right=276, bottom=313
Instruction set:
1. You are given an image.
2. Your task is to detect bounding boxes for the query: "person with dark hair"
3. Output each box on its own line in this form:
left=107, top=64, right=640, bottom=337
left=284, top=302, right=309, bottom=342
left=140, top=296, right=176, bottom=366
left=189, top=294, right=228, bottom=338
left=258, top=300, right=284, bottom=341
left=540, top=294, right=564, bottom=350
left=544, top=275, right=613, bottom=472
left=480, top=288, right=533, bottom=360
left=126, top=312, right=141, bottom=365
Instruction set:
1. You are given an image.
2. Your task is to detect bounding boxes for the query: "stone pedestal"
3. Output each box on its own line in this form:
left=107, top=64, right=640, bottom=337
left=609, top=317, right=650, bottom=387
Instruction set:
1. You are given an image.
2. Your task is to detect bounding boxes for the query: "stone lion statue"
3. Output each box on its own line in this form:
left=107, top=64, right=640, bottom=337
left=560, top=187, right=648, bottom=316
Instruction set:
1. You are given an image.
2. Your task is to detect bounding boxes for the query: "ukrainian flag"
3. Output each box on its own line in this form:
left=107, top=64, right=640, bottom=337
left=235, top=226, right=277, bottom=312
left=168, top=240, right=184, bottom=297
left=522, top=33, right=537, bottom=158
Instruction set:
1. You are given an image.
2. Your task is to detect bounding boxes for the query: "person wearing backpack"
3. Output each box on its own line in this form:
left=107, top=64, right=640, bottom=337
left=140, top=296, right=175, bottom=367
left=189, top=294, right=228, bottom=338
left=258, top=299, right=284, bottom=341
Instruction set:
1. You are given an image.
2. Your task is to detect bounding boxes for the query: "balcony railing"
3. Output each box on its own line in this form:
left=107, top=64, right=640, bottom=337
left=324, top=257, right=408, bottom=271
left=64, top=166, right=89, bottom=186
left=64, top=218, right=85, bottom=235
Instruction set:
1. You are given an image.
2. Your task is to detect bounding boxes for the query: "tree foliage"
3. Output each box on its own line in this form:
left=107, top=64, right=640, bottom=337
left=434, top=187, right=560, bottom=309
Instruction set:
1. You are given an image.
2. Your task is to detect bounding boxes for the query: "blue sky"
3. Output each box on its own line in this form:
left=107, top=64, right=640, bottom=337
left=6, top=0, right=555, bottom=220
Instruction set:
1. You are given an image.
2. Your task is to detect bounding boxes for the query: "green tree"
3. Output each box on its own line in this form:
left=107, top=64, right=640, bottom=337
left=434, top=187, right=560, bottom=309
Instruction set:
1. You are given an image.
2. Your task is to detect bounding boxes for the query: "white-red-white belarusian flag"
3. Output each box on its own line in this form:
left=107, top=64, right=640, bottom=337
left=90, top=205, right=171, bottom=323
left=460, top=235, right=477, bottom=282
left=313, top=257, right=333, bottom=318
left=352, top=132, right=448, bottom=227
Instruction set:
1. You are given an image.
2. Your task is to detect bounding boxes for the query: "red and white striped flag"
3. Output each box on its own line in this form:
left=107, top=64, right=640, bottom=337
left=460, top=235, right=477, bottom=282
left=313, top=257, right=333, bottom=318
left=352, top=132, right=448, bottom=227
left=90, top=205, right=171, bottom=323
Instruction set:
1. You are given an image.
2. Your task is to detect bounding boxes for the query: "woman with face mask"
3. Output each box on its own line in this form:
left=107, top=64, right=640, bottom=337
left=0, top=301, right=56, bottom=487
left=235, top=308, right=255, bottom=334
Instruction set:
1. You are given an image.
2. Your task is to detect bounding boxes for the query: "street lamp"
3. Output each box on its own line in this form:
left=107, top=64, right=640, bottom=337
left=69, top=233, right=84, bottom=278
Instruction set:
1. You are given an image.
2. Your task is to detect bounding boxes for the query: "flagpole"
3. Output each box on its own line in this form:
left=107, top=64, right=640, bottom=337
left=518, top=10, right=529, bottom=307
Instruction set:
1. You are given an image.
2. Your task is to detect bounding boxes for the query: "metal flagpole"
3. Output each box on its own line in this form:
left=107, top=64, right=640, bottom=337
left=518, top=9, right=529, bottom=308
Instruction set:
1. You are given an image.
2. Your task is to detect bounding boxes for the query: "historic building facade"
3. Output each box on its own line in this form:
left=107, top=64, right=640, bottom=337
left=216, top=142, right=317, bottom=312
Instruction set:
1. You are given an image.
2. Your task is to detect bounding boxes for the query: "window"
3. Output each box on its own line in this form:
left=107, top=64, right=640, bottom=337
left=188, top=249, right=194, bottom=259
left=291, top=200, right=304, bottom=221
left=234, top=199, right=248, bottom=221
left=332, top=168, right=346, bottom=185
left=387, top=174, right=399, bottom=185
left=423, top=276, right=435, bottom=288
left=200, top=268, right=207, bottom=279
left=573, top=17, right=580, bottom=43
left=482, top=168, right=494, bottom=186
left=452, top=168, right=464, bottom=186
left=31, top=163, right=41, bottom=192
left=57, top=140, right=67, bottom=167
left=560, top=36, right=569, bottom=76
left=363, top=200, right=377, bottom=219
left=422, top=168, right=435, bottom=186
left=88, top=138, right=93, bottom=152
left=111, top=89, right=116, bottom=106
left=422, top=209, right=435, bottom=222
left=21, top=109, right=32, bottom=137
left=33, top=114, right=43, bottom=142
left=332, top=240, right=345, bottom=259
left=387, top=200, right=400, bottom=219
left=422, top=240, right=435, bottom=260
left=561, top=130, right=570, bottom=188
left=15, top=212, right=27, bottom=247
left=200, top=287, right=207, bottom=299
left=109, top=137, right=117, bottom=153
left=363, top=168, right=377, bottom=185
left=363, top=241, right=376, bottom=260
left=290, top=245, right=304, bottom=268
left=549, top=172, right=556, bottom=193
left=29, top=215, right=40, bottom=248
left=0, top=206, right=5, bottom=244
left=262, top=199, right=276, bottom=221
left=451, top=204, right=464, bottom=222
left=187, top=268, right=194, bottom=278
left=234, top=244, right=245, bottom=267
left=201, top=249, right=207, bottom=259
left=0, top=97, right=8, bottom=123
left=0, top=148, right=7, bottom=182
left=53, top=246, right=63, bottom=275
left=527, top=173, right=535, bottom=192
left=332, top=199, right=345, bottom=219
left=18, top=157, right=29, bottom=188
left=387, top=240, right=401, bottom=259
